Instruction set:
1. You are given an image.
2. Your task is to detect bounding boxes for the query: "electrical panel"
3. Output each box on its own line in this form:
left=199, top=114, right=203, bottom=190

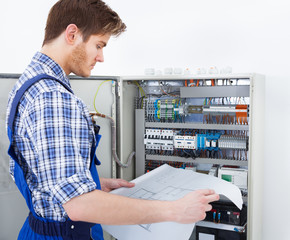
left=0, top=73, right=265, bottom=240
left=117, top=73, right=265, bottom=240
left=131, top=76, right=251, bottom=176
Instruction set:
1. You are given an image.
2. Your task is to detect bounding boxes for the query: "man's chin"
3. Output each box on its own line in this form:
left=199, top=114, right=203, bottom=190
left=73, top=71, right=91, bottom=78
left=81, top=73, right=91, bottom=78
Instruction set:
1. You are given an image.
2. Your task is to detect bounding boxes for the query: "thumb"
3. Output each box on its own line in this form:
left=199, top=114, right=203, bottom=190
left=119, top=179, right=135, bottom=188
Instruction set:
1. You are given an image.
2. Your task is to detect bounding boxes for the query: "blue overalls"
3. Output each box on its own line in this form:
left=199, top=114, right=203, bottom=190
left=7, top=74, right=104, bottom=240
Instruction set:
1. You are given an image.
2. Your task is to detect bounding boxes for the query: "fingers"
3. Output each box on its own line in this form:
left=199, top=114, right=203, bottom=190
left=205, top=193, right=220, bottom=203
left=172, top=189, right=220, bottom=224
left=195, top=189, right=220, bottom=203
left=196, top=189, right=215, bottom=196
left=124, top=182, right=135, bottom=188
left=118, top=179, right=135, bottom=188
left=196, top=189, right=217, bottom=212
left=205, top=203, right=213, bottom=212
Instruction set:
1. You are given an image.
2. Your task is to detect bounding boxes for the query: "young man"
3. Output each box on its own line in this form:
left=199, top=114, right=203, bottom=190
left=6, top=0, right=219, bottom=239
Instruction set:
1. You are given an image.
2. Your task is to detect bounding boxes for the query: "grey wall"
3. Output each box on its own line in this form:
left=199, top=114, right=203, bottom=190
left=0, top=78, right=28, bottom=239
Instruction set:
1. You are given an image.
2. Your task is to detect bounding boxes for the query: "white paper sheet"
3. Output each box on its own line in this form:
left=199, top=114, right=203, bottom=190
left=102, top=164, right=243, bottom=240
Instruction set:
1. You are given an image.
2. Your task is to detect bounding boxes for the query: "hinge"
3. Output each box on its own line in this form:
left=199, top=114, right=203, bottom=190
left=117, top=80, right=121, bottom=97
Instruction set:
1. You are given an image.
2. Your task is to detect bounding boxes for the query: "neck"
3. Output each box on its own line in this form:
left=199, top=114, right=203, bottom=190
left=41, top=39, right=71, bottom=75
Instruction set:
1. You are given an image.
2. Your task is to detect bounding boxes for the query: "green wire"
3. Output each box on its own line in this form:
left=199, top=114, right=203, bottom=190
left=93, top=80, right=112, bottom=113
left=134, top=81, right=146, bottom=108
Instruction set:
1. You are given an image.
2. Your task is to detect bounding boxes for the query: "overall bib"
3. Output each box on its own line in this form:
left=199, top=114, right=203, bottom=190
left=7, top=74, right=104, bottom=240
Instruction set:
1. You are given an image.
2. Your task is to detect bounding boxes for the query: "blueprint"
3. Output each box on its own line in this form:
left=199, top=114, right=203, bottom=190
left=102, top=164, right=243, bottom=240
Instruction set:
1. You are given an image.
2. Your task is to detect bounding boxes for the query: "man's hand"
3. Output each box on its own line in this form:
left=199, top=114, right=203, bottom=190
left=100, top=178, right=135, bottom=192
left=173, top=189, right=220, bottom=224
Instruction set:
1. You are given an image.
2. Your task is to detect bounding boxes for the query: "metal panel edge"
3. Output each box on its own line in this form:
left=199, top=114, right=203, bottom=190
left=247, top=73, right=265, bottom=240
left=135, top=109, right=145, bottom=177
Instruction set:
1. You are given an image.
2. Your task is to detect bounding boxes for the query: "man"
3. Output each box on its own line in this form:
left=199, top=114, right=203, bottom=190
left=6, top=0, right=219, bottom=239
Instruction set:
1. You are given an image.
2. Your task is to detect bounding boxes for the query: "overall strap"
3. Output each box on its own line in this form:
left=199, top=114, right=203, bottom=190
left=90, top=131, right=103, bottom=240
left=7, top=74, right=73, bottom=214
left=8, top=74, right=104, bottom=239
left=8, top=73, right=73, bottom=136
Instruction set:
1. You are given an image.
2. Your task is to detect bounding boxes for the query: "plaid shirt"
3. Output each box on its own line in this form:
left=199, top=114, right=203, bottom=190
left=6, top=52, right=97, bottom=221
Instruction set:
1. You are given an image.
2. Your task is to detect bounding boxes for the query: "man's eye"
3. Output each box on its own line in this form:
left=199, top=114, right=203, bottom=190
left=97, top=45, right=102, bottom=49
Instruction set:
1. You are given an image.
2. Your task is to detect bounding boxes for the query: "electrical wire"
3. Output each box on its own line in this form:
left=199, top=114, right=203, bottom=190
left=91, top=113, right=135, bottom=168
left=93, top=80, right=112, bottom=113
left=133, top=81, right=146, bottom=108
left=92, top=81, right=135, bottom=168
left=133, top=81, right=146, bottom=97
left=158, top=81, right=178, bottom=97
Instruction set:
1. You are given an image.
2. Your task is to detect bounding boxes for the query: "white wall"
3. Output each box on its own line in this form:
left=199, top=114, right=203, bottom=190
left=1, top=0, right=290, bottom=239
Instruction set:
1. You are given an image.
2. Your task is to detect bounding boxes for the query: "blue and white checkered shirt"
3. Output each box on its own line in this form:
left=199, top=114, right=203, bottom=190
left=6, top=52, right=97, bottom=221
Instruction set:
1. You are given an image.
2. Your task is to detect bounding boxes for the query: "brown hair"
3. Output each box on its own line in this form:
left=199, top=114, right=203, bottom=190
left=43, top=0, right=126, bottom=46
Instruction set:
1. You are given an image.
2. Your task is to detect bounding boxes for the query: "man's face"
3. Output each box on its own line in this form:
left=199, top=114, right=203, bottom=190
left=70, top=33, right=110, bottom=77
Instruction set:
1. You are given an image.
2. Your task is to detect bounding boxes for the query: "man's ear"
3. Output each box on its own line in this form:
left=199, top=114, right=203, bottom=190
left=65, top=24, right=81, bottom=45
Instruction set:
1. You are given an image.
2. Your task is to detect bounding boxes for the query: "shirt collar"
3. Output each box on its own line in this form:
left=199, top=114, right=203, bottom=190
left=32, top=52, right=71, bottom=88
